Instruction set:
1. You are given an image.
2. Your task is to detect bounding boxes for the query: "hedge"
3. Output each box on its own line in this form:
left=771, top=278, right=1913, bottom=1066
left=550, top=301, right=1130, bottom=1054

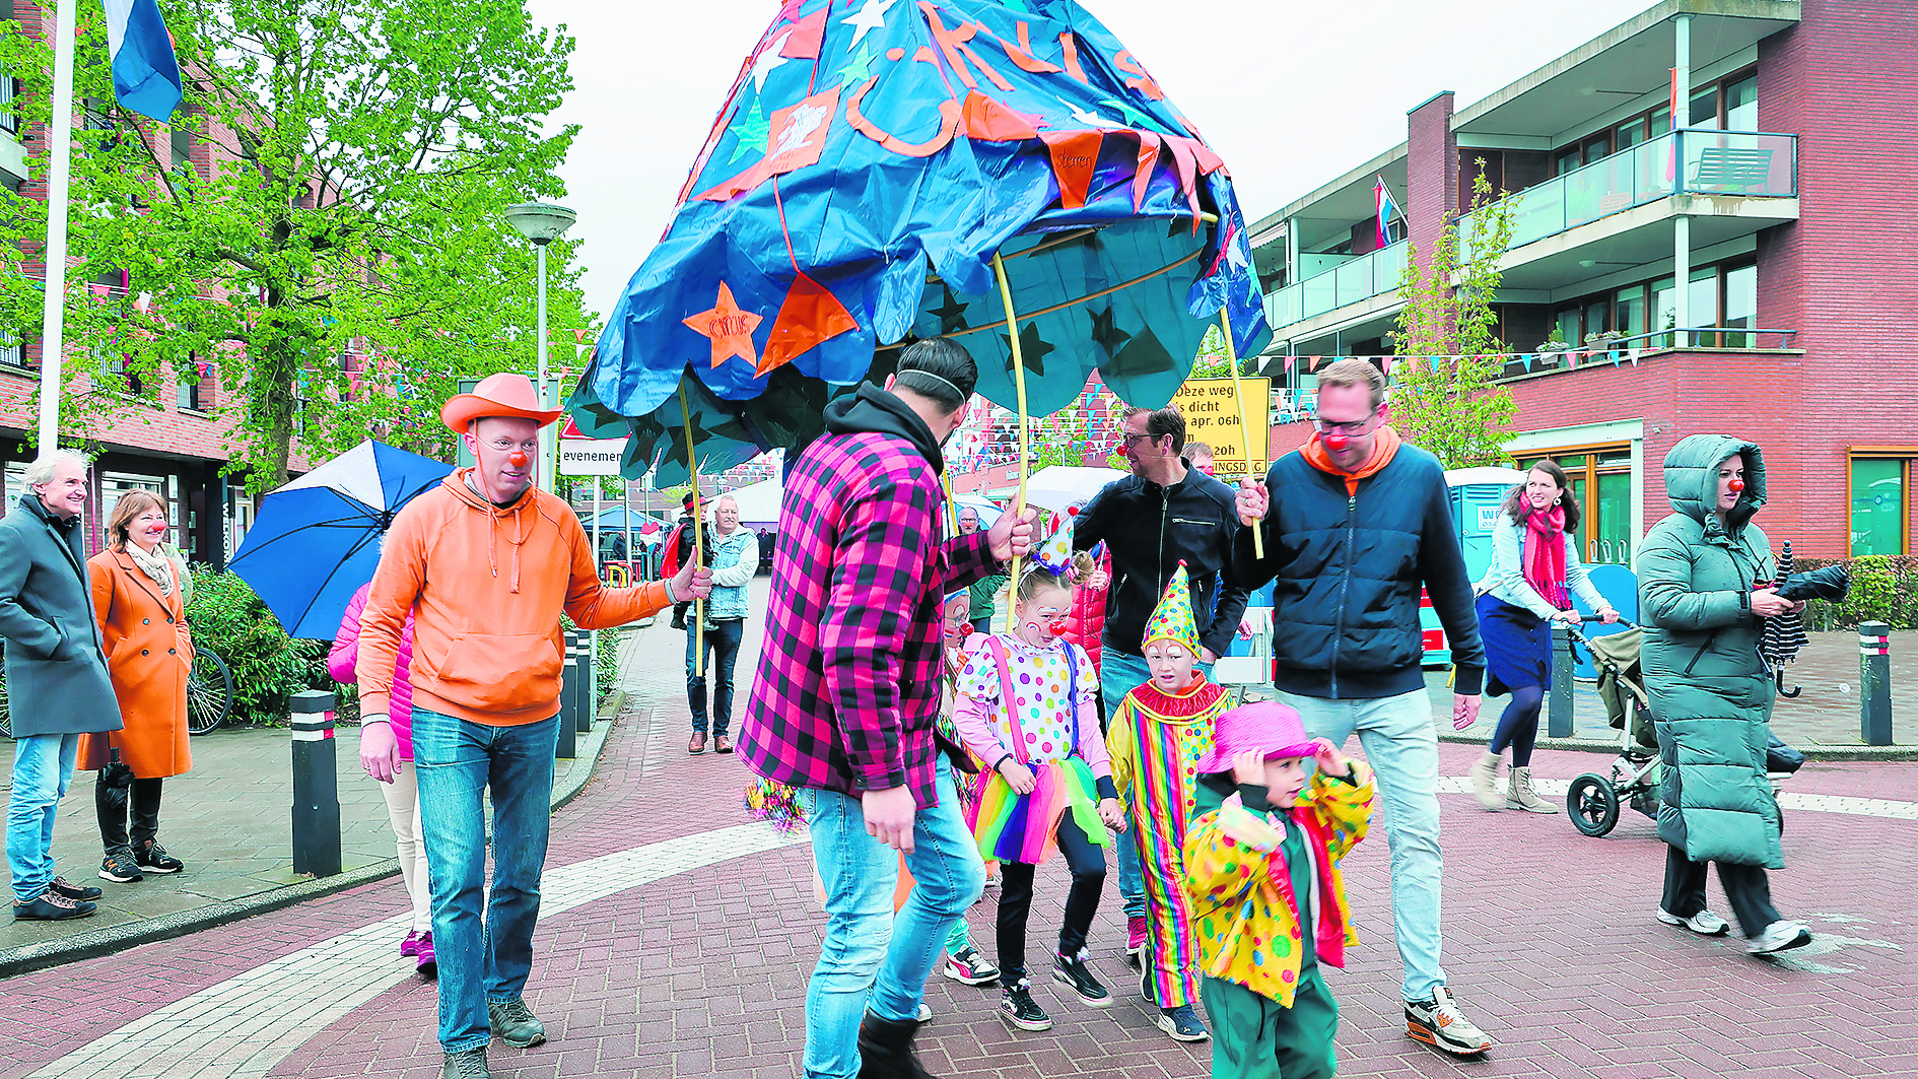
left=1793, top=555, right=1918, bottom=631
left=184, top=569, right=335, bottom=727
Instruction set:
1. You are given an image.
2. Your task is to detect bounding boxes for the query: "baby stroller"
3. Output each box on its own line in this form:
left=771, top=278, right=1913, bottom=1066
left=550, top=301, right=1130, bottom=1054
left=1564, top=620, right=1804, bottom=838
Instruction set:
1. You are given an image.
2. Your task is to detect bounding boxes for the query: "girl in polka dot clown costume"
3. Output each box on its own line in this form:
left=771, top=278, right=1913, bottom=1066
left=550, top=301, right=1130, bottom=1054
left=951, top=517, right=1126, bottom=1033
left=1182, top=702, right=1375, bottom=1079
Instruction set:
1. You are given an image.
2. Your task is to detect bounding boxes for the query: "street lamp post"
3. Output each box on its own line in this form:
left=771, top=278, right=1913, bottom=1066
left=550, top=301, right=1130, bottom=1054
left=504, top=202, right=577, bottom=492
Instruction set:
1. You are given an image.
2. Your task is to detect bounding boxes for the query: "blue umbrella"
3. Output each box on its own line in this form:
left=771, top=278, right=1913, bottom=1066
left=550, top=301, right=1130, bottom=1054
left=230, top=440, right=453, bottom=639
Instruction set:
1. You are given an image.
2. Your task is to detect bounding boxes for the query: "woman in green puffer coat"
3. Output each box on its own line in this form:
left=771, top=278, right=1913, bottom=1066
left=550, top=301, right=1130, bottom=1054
left=1638, top=434, right=1811, bottom=956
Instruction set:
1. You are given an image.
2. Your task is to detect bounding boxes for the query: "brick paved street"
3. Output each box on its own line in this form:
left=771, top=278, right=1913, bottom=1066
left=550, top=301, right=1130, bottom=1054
left=0, top=580, right=1912, bottom=1079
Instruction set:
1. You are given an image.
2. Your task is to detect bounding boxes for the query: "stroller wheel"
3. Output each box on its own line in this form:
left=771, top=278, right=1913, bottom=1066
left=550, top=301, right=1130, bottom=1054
left=1567, top=774, right=1621, bottom=837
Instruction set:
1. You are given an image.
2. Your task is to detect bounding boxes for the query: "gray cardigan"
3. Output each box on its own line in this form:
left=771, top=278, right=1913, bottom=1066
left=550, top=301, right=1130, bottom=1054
left=1479, top=513, right=1607, bottom=619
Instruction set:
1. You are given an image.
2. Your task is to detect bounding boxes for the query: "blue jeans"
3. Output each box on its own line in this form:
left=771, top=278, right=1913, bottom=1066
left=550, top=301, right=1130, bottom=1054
left=412, top=708, right=560, bottom=1053
left=802, top=756, right=983, bottom=1079
left=686, top=618, right=744, bottom=736
left=1277, top=689, right=1446, bottom=1002
left=1099, top=648, right=1214, bottom=920
left=7, top=734, right=80, bottom=903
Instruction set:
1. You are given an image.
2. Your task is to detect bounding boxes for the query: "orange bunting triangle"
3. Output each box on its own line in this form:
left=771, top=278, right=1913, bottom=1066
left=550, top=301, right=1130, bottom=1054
left=1040, top=130, right=1102, bottom=209
left=683, top=282, right=764, bottom=369
left=759, top=272, right=858, bottom=377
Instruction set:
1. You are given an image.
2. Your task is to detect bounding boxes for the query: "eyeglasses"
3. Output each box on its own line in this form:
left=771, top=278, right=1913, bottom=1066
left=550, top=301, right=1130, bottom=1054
left=1311, top=411, right=1382, bottom=437
left=1121, top=432, right=1154, bottom=447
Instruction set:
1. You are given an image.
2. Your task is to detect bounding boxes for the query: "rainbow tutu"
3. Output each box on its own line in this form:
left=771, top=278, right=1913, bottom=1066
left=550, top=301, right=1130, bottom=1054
left=968, top=757, right=1107, bottom=865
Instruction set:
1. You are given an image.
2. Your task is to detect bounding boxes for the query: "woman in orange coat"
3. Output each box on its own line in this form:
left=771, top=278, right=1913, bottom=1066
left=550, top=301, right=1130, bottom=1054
left=81, top=490, right=193, bottom=884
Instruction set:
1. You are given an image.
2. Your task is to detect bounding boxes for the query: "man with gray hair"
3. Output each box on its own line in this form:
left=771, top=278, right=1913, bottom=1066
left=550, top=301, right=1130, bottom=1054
left=0, top=450, right=122, bottom=919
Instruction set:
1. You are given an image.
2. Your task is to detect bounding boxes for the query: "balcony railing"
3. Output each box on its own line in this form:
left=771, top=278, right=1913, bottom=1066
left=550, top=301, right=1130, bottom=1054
left=1263, top=240, right=1409, bottom=331
left=1497, top=325, right=1799, bottom=380
left=1462, top=129, right=1797, bottom=259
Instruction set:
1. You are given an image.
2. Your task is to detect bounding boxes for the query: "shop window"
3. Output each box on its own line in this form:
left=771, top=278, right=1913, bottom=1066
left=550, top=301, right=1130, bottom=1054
left=1850, top=456, right=1908, bottom=557
left=1516, top=444, right=1635, bottom=566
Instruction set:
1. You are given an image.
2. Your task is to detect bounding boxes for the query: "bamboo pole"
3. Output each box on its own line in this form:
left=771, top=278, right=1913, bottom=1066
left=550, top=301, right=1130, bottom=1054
left=1218, top=308, right=1264, bottom=560
left=991, top=253, right=1029, bottom=635
left=679, top=383, right=705, bottom=677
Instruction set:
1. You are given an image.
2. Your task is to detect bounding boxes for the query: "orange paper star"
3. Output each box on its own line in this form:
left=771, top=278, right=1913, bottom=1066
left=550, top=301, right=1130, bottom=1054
left=683, top=282, right=764, bottom=369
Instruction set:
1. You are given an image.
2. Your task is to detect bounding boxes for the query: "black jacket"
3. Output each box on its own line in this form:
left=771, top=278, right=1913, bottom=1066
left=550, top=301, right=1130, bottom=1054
left=1233, top=443, right=1485, bottom=699
left=1074, top=463, right=1249, bottom=659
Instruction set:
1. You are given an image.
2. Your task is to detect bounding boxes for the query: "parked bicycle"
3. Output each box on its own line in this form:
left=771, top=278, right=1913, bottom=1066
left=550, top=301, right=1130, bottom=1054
left=0, top=641, right=233, bottom=738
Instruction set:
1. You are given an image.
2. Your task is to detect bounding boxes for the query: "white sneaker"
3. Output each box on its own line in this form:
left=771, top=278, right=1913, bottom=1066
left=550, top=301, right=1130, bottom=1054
left=1657, top=907, right=1731, bottom=936
left=1748, top=920, right=1812, bottom=955
left=915, top=1001, right=932, bottom=1022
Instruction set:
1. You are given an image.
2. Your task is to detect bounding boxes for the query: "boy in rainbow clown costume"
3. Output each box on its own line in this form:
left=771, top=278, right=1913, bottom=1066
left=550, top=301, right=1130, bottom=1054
left=1106, top=562, right=1231, bottom=1043
left=1183, top=702, right=1375, bottom=1079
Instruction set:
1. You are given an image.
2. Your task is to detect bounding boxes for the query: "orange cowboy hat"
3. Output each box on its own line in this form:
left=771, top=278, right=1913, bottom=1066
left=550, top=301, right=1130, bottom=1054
left=441, top=372, right=565, bottom=433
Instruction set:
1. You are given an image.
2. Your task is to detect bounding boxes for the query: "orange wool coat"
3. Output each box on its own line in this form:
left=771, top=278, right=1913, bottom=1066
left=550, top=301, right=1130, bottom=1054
left=79, top=550, right=193, bottom=779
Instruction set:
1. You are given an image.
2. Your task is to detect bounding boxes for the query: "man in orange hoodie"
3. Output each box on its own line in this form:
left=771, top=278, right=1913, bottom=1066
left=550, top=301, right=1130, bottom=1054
left=355, top=373, right=710, bottom=1079
left=1231, top=359, right=1491, bottom=1059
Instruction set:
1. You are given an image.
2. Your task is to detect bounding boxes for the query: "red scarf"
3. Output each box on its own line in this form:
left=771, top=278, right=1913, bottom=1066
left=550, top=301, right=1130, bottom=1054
left=1522, top=504, right=1570, bottom=611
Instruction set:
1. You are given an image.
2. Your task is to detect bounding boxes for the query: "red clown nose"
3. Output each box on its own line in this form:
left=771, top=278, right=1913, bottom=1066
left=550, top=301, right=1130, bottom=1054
left=508, top=451, right=529, bottom=468
left=1729, top=478, right=1745, bottom=493
left=1047, top=618, right=1069, bottom=636
left=1322, top=433, right=1351, bottom=454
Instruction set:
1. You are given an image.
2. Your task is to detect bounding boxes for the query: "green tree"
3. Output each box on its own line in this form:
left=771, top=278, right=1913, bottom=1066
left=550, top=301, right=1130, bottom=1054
left=1389, top=162, right=1519, bottom=467
left=0, top=0, right=592, bottom=489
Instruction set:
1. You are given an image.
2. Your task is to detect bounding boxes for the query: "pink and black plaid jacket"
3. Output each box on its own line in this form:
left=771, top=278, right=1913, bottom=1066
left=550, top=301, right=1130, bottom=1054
left=740, top=426, right=999, bottom=808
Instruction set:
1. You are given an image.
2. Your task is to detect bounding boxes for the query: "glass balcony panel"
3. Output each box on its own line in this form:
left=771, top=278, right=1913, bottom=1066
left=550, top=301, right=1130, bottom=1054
left=1374, top=241, right=1408, bottom=296
left=1335, top=258, right=1371, bottom=307
left=1302, top=272, right=1337, bottom=319
left=1680, top=130, right=1796, bottom=196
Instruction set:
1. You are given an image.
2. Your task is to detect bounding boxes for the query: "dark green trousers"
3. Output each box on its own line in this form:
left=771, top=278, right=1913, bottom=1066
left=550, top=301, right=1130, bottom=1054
left=1200, top=969, right=1339, bottom=1079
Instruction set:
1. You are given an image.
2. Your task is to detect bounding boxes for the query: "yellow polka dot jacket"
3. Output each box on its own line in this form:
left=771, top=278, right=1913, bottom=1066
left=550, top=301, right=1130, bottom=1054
left=1181, top=764, right=1375, bottom=1007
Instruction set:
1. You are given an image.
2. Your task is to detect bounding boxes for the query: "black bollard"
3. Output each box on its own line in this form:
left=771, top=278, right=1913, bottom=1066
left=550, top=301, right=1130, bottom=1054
left=1547, top=622, right=1575, bottom=738
left=555, top=629, right=577, bottom=760
left=1860, top=621, right=1892, bottom=746
left=290, top=690, right=341, bottom=878
left=574, top=631, right=594, bottom=733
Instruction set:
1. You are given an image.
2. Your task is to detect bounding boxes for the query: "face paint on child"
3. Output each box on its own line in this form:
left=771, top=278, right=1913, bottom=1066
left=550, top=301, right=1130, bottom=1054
left=1143, top=639, right=1196, bottom=691
left=1015, top=585, right=1072, bottom=648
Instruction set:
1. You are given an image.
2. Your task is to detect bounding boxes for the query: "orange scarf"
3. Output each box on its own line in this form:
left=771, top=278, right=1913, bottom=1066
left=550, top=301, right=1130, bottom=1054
left=1301, top=425, right=1402, bottom=496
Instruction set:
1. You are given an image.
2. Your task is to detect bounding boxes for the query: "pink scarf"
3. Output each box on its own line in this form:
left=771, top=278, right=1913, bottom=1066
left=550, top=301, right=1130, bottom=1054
left=1522, top=504, right=1570, bottom=611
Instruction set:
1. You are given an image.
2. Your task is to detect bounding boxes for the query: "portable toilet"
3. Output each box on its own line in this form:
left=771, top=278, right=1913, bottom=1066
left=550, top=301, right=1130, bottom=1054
left=1421, top=466, right=1527, bottom=667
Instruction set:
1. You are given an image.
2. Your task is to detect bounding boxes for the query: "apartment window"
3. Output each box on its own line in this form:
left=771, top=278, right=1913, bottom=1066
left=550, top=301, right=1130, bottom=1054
left=1615, top=119, right=1643, bottom=149
left=170, top=117, right=196, bottom=178
left=0, top=330, right=23, bottom=369
left=1725, top=74, right=1758, bottom=132
left=1849, top=454, right=1910, bottom=557
left=1614, top=285, right=1646, bottom=340
left=1652, top=276, right=1676, bottom=347
left=1723, top=264, right=1757, bottom=347
left=176, top=353, right=207, bottom=411
left=99, top=472, right=176, bottom=551
left=1689, top=86, right=1721, bottom=129
left=1517, top=445, right=1635, bottom=565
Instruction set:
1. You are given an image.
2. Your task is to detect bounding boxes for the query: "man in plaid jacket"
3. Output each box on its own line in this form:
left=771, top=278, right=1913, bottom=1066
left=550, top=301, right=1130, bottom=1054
left=741, top=339, right=1035, bottom=1079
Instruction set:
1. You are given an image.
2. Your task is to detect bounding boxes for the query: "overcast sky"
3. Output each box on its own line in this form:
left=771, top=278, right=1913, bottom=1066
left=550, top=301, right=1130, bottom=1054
left=525, top=0, right=1658, bottom=325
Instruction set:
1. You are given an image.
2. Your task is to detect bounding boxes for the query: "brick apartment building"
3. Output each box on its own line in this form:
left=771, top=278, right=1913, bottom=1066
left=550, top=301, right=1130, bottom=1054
left=1249, top=0, right=1917, bottom=562
left=0, top=0, right=307, bottom=566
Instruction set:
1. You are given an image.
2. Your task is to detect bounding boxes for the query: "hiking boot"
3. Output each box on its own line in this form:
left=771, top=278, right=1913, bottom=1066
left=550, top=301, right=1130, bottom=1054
left=1657, top=907, right=1730, bottom=936
left=1748, top=920, right=1813, bottom=955
left=1125, top=914, right=1148, bottom=967
left=99, top=848, right=143, bottom=883
left=49, top=876, right=103, bottom=902
left=688, top=732, right=707, bottom=754
left=857, top=1009, right=939, bottom=1076
left=1157, top=1004, right=1209, bottom=1042
left=1505, top=766, right=1558, bottom=814
left=1405, top=987, right=1493, bottom=1055
left=1469, top=752, right=1503, bottom=810
left=440, top=1047, right=490, bottom=1079
left=13, top=889, right=96, bottom=921
left=942, top=945, right=1000, bottom=986
left=134, top=840, right=185, bottom=875
left=487, top=998, right=545, bottom=1047
left=1052, top=950, right=1111, bottom=1007
left=999, top=978, right=1051, bottom=1031
left=416, top=932, right=437, bottom=979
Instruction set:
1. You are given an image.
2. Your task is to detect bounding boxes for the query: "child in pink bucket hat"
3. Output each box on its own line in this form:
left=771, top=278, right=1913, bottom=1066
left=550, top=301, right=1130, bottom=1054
left=1182, top=702, right=1377, bottom=1079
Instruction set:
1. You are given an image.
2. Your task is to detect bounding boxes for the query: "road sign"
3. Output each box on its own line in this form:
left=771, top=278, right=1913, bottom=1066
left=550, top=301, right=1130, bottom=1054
left=559, top=438, right=627, bottom=476
left=1170, top=376, right=1271, bottom=478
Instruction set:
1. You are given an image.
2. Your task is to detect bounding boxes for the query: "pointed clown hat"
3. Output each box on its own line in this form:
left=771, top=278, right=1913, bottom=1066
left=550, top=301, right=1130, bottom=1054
left=1032, top=510, right=1076, bottom=576
left=1143, top=561, right=1200, bottom=654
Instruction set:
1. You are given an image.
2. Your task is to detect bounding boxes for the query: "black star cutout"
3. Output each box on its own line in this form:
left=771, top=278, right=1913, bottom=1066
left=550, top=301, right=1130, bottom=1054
left=1000, top=320, right=1053, bottom=378
left=930, top=286, right=970, bottom=334
left=1089, top=304, right=1131, bottom=357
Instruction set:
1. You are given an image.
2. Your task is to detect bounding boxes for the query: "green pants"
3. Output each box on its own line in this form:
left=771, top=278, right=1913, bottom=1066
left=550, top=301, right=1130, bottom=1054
left=1200, top=969, right=1339, bottom=1079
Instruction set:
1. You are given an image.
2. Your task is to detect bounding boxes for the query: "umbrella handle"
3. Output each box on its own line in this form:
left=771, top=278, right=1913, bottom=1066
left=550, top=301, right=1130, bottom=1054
left=1775, top=670, right=1802, bottom=699
left=993, top=252, right=1029, bottom=635
left=1218, top=308, right=1263, bottom=561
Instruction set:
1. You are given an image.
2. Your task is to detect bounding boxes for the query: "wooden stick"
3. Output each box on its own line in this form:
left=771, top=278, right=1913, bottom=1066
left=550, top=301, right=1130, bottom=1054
left=1218, top=308, right=1264, bottom=560
left=679, top=383, right=705, bottom=677
left=992, top=252, right=1029, bottom=636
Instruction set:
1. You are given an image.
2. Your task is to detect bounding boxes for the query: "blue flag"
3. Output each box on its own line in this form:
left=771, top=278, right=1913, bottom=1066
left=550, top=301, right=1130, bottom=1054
left=104, top=0, right=182, bottom=123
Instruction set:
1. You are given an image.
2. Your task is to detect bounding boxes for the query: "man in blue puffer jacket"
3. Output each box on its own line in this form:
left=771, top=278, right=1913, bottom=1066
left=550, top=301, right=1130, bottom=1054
left=687, top=494, right=760, bottom=755
left=1232, top=360, right=1491, bottom=1058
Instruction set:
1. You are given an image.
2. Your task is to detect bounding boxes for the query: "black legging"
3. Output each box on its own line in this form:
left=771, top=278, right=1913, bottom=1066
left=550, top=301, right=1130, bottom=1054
left=96, top=771, right=163, bottom=853
left=995, top=814, right=1106, bottom=983
left=1489, top=685, right=1546, bottom=766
